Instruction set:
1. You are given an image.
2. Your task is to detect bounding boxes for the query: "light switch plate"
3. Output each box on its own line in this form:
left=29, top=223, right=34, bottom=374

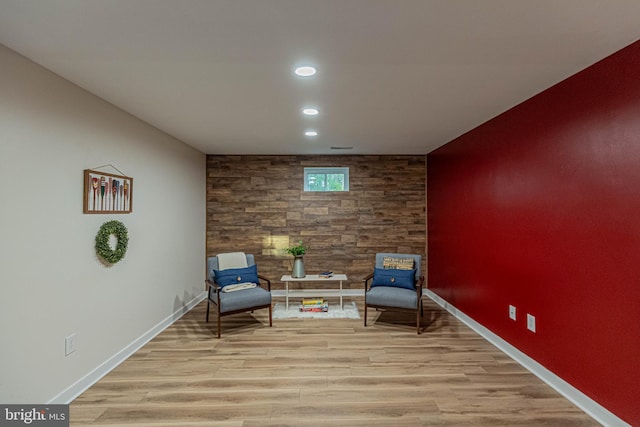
left=65, top=334, right=77, bottom=356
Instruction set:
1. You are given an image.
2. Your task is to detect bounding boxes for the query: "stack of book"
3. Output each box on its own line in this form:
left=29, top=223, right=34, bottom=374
left=300, top=298, right=329, bottom=312
left=319, top=271, right=334, bottom=278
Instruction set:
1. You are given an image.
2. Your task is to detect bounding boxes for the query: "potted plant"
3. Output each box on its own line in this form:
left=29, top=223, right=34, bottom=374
left=284, top=240, right=307, bottom=278
left=284, top=240, right=307, bottom=257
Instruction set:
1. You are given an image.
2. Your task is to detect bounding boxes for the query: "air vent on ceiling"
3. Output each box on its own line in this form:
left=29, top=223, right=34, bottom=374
left=330, top=146, right=353, bottom=150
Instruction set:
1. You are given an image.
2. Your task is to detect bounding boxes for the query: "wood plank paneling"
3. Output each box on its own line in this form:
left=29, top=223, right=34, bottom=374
left=206, top=155, right=427, bottom=288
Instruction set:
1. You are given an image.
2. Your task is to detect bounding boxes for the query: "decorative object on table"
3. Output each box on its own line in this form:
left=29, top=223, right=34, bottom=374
left=319, top=271, right=334, bottom=278
left=84, top=168, right=133, bottom=214
left=291, top=256, right=305, bottom=278
left=95, top=220, right=129, bottom=264
left=284, top=240, right=307, bottom=278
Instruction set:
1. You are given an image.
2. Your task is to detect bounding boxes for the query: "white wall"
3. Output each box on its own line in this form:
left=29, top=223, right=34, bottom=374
left=0, top=44, right=206, bottom=403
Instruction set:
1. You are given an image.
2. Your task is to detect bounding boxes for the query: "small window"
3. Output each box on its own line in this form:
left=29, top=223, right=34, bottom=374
left=304, top=167, right=349, bottom=192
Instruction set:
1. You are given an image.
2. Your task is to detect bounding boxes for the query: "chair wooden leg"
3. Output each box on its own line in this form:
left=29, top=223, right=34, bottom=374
left=217, top=311, right=221, bottom=339
left=206, top=298, right=210, bottom=322
left=364, top=303, right=368, bottom=327
left=268, top=304, right=273, bottom=327
left=417, top=300, right=423, bottom=334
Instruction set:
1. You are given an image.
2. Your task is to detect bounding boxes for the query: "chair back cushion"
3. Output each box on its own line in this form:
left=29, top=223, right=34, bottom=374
left=208, top=254, right=255, bottom=282
left=375, top=253, right=421, bottom=282
left=371, top=267, right=415, bottom=290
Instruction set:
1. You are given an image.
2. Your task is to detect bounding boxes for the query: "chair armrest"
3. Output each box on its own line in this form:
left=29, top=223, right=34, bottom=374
left=362, top=272, right=374, bottom=291
left=414, top=275, right=425, bottom=297
left=205, top=278, right=222, bottom=305
left=257, top=274, right=272, bottom=291
left=205, top=279, right=222, bottom=292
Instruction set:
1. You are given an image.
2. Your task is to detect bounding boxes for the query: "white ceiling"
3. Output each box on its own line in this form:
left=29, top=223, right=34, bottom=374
left=1, top=1, right=639, bottom=155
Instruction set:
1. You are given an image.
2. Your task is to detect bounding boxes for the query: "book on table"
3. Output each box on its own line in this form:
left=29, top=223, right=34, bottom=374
left=319, top=271, right=334, bottom=278
left=300, top=298, right=329, bottom=312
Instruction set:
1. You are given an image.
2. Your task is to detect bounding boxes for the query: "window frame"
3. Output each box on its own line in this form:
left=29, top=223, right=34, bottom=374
left=303, top=167, right=350, bottom=192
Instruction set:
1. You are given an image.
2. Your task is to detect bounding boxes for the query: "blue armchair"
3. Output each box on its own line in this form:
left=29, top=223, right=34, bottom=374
left=363, top=253, right=425, bottom=334
left=205, top=253, right=272, bottom=338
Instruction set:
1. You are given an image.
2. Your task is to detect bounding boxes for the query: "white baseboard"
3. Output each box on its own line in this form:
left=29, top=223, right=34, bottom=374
left=425, top=289, right=629, bottom=427
left=49, top=290, right=207, bottom=404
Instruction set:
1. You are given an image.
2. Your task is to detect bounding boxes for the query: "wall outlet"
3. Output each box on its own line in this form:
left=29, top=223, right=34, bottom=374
left=509, top=305, right=517, bottom=321
left=527, top=314, right=536, bottom=332
left=65, top=333, right=77, bottom=356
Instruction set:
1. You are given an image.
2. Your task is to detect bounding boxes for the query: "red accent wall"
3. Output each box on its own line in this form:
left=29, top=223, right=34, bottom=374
left=427, top=41, right=640, bottom=425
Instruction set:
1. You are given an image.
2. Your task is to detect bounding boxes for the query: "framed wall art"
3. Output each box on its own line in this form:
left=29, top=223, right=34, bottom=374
left=83, top=169, right=133, bottom=214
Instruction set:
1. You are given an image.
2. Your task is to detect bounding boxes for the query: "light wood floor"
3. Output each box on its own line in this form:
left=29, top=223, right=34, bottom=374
left=71, top=298, right=600, bottom=426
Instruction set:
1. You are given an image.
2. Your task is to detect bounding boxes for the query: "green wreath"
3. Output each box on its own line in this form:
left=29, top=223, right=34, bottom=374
left=95, top=220, right=129, bottom=264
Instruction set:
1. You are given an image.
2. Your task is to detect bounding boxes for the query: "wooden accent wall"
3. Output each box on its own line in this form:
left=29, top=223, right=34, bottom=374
left=206, top=155, right=426, bottom=288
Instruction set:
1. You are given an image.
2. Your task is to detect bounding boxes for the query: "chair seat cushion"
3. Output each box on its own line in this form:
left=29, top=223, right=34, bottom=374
left=371, top=267, right=415, bottom=290
left=215, top=286, right=271, bottom=313
left=366, top=286, right=418, bottom=310
left=213, top=264, right=260, bottom=288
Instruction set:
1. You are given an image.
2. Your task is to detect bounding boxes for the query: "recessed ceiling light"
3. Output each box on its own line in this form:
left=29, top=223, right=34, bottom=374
left=305, top=130, right=318, bottom=137
left=302, top=108, right=319, bottom=116
left=294, top=66, right=317, bottom=77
